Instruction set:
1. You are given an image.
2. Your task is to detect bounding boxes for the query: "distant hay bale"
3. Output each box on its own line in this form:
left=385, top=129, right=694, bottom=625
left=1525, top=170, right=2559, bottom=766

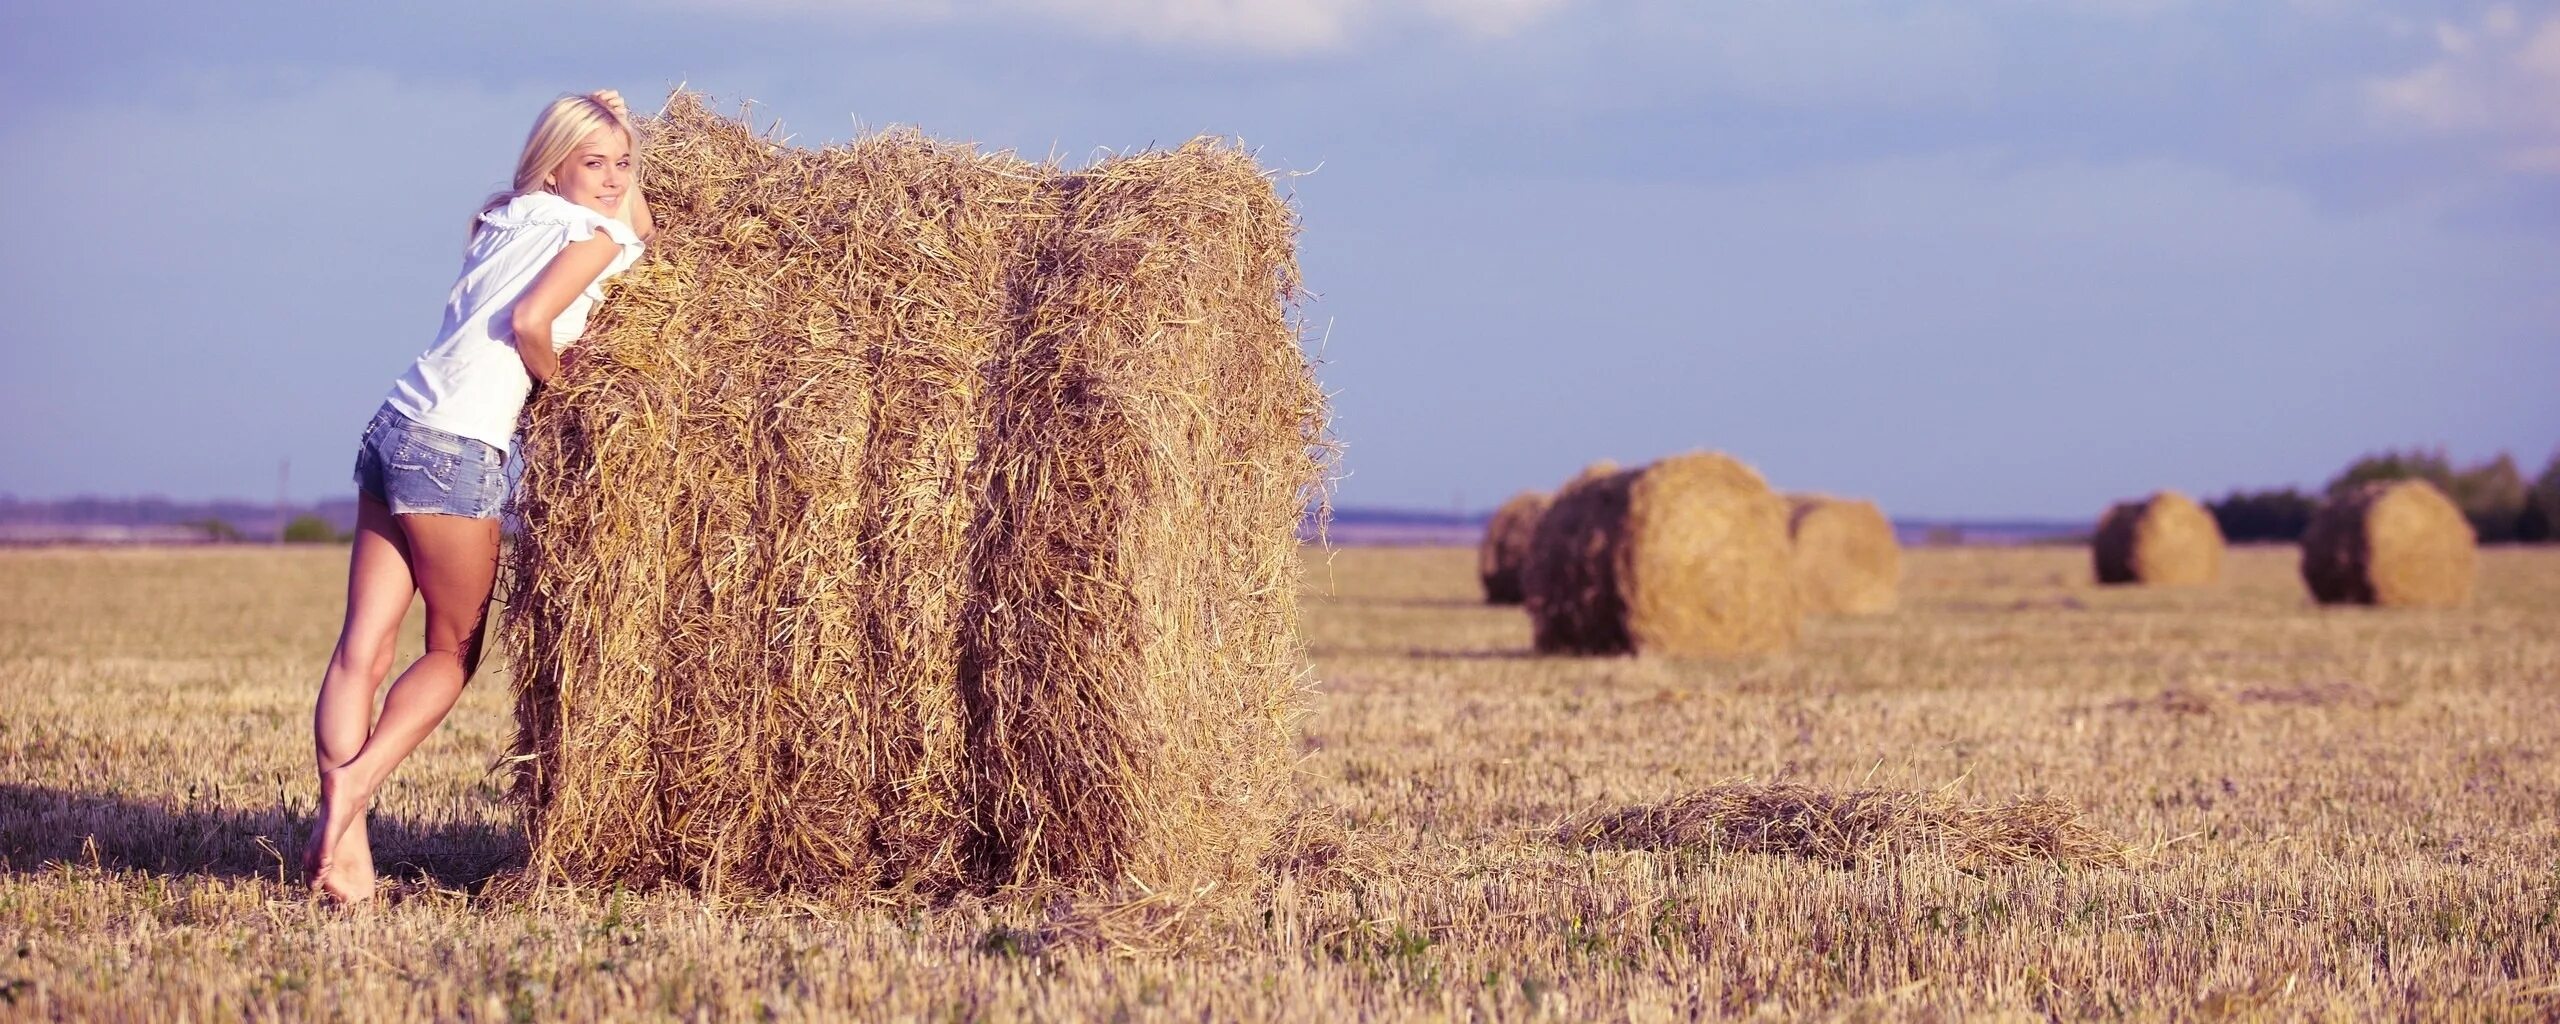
left=500, top=92, right=1326, bottom=900
left=1785, top=495, right=1901, bottom=615
left=1520, top=452, right=1798, bottom=657
left=1477, top=492, right=1550, bottom=604
left=1556, top=783, right=2131, bottom=869
left=2300, top=480, right=2476, bottom=608
left=2090, top=490, right=2223, bottom=586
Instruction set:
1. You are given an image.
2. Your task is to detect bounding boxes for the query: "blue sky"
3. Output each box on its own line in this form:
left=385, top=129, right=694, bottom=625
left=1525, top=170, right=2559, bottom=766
left=2, top=0, right=2554, bottom=517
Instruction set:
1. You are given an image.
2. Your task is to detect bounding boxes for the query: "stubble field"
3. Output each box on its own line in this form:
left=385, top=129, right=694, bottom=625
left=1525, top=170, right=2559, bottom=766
left=2, top=543, right=2556, bottom=1021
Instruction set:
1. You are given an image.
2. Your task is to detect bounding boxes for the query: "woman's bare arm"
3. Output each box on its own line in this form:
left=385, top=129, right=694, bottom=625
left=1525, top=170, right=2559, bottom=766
left=509, top=234, right=622, bottom=385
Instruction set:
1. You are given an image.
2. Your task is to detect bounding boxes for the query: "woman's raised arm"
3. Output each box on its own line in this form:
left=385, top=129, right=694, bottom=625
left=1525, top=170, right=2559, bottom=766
left=590, top=90, right=656, bottom=242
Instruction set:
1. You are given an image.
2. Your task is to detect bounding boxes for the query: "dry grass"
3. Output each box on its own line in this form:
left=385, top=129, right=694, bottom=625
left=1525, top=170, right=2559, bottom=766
left=1557, top=782, right=2130, bottom=870
left=5, top=543, right=2560, bottom=1020
left=501, top=93, right=1325, bottom=901
left=2106, top=679, right=2402, bottom=716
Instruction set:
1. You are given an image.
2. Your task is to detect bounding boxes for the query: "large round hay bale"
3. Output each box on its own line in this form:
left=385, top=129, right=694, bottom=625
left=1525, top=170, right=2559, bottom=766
left=2301, top=480, right=2476, bottom=607
left=502, top=92, right=1326, bottom=901
left=1478, top=491, right=1550, bottom=604
left=1786, top=495, right=1901, bottom=615
left=1521, top=452, right=1799, bottom=656
left=2090, top=490, right=2223, bottom=586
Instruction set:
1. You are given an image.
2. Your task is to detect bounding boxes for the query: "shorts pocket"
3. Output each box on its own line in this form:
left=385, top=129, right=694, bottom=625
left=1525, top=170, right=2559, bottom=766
left=388, top=435, right=459, bottom=493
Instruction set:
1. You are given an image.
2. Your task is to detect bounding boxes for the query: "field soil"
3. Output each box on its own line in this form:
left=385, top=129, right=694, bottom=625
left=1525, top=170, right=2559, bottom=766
left=2, top=545, right=2556, bottom=1020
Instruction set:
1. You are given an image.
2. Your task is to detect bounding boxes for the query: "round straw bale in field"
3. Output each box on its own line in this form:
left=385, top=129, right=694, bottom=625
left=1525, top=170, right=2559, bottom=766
left=1786, top=495, right=1901, bottom=615
left=2300, top=480, right=2476, bottom=607
left=2090, top=490, right=2223, bottom=586
left=1478, top=491, right=1550, bottom=604
left=1521, top=452, right=1799, bottom=657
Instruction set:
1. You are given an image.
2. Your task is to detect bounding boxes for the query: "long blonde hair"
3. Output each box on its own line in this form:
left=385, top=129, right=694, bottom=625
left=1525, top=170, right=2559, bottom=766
left=471, top=93, right=642, bottom=238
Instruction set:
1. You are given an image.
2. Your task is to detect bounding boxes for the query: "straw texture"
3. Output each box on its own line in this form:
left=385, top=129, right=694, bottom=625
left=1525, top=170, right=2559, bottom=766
left=499, top=92, right=1326, bottom=901
left=1477, top=491, right=1549, bottom=605
left=2301, top=480, right=2476, bottom=608
left=1521, top=452, right=1799, bottom=657
left=1785, top=495, right=1901, bottom=615
left=2091, top=490, right=2223, bottom=586
left=1557, top=783, right=2130, bottom=870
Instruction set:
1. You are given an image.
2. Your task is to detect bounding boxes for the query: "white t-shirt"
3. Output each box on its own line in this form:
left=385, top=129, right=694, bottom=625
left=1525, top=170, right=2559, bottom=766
left=383, top=190, right=645, bottom=453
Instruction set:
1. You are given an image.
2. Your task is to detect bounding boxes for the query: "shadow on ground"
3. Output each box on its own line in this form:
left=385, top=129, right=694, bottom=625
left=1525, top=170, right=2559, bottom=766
left=0, top=783, right=519, bottom=889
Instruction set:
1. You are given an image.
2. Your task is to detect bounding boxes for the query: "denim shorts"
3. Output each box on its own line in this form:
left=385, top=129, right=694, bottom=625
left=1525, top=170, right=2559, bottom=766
left=352, top=406, right=510, bottom=518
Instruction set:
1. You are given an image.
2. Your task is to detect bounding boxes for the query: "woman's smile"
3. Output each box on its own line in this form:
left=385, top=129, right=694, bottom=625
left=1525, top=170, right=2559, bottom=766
left=548, top=126, right=634, bottom=220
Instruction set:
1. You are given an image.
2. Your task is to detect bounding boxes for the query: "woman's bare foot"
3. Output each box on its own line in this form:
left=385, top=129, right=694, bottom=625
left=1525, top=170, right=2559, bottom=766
left=341, top=823, right=379, bottom=902
left=315, top=820, right=380, bottom=905
left=307, top=765, right=376, bottom=903
left=318, top=855, right=377, bottom=905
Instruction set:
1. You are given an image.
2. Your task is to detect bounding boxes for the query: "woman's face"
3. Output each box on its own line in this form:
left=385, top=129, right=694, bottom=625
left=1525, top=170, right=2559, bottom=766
left=546, top=127, right=633, bottom=218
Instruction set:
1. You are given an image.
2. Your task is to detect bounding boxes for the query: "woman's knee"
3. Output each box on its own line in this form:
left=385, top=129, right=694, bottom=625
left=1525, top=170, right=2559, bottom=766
left=329, top=634, right=398, bottom=683
left=404, top=513, right=501, bottom=680
left=423, top=617, right=489, bottom=678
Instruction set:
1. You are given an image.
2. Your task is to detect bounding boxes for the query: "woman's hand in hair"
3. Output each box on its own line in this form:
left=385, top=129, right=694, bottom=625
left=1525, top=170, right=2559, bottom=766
left=588, top=90, right=655, bottom=242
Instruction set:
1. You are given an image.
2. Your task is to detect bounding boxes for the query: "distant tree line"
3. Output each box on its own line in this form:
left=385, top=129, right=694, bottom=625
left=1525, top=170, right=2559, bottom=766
left=188, top=513, right=349, bottom=544
left=281, top=514, right=350, bottom=544
left=2209, top=447, right=2560, bottom=544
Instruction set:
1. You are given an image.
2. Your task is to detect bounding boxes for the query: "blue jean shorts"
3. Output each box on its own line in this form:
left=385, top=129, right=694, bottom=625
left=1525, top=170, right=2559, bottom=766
left=352, top=406, right=510, bottom=518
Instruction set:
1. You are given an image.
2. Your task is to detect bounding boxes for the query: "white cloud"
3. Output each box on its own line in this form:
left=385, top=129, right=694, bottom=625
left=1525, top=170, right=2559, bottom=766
left=2366, top=5, right=2560, bottom=172
left=2482, top=3, right=2522, bottom=37
left=1013, top=0, right=1359, bottom=51
left=673, top=0, right=1571, bottom=53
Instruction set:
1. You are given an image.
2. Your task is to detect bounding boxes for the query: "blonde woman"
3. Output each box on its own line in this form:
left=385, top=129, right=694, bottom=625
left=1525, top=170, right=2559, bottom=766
left=304, top=91, right=653, bottom=903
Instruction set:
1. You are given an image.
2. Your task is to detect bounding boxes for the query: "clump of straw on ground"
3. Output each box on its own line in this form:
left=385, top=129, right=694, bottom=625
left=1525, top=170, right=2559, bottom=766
left=2091, top=490, right=2224, bottom=586
left=500, top=91, right=1327, bottom=903
left=2300, top=480, right=2476, bottom=607
left=1521, top=452, right=1798, bottom=657
left=1786, top=495, right=1901, bottom=615
left=1557, top=782, right=2130, bottom=869
left=1478, top=491, right=1549, bottom=604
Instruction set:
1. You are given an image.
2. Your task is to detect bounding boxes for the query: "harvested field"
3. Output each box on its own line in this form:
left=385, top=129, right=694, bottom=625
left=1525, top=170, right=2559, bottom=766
left=5, top=544, right=2560, bottom=1020
left=1557, top=782, right=2129, bottom=869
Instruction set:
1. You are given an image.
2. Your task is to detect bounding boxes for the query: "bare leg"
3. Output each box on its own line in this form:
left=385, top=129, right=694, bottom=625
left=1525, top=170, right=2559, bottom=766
left=306, top=497, right=413, bottom=902
left=310, top=510, right=500, bottom=904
